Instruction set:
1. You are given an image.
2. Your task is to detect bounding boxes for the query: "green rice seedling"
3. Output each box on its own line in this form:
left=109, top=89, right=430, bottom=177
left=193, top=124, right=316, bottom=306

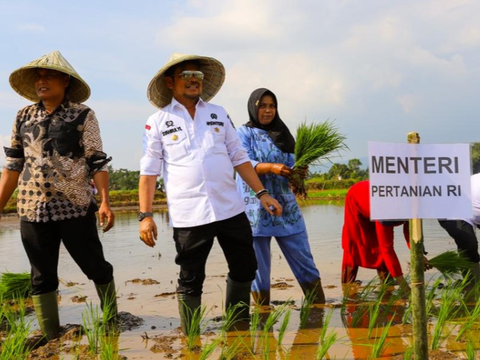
left=365, top=283, right=395, bottom=338
left=425, top=277, right=443, bottom=315
left=264, top=303, right=289, bottom=332
left=183, top=304, right=208, bottom=351
left=249, top=305, right=262, bottom=348
left=367, top=302, right=382, bottom=338
left=348, top=303, right=369, bottom=328
left=100, top=332, right=122, bottom=360
left=428, top=250, right=473, bottom=279
left=403, top=345, right=414, bottom=360
left=401, top=302, right=412, bottom=325
left=82, top=302, right=103, bottom=354
left=316, top=330, right=337, bottom=360
left=319, top=309, right=334, bottom=344
left=369, top=317, right=394, bottom=359
left=220, top=302, right=245, bottom=335
left=456, top=295, right=480, bottom=341
left=357, top=277, right=380, bottom=302
left=299, top=287, right=318, bottom=328
left=277, top=308, right=291, bottom=348
left=292, top=120, right=348, bottom=198
left=0, top=300, right=32, bottom=360
left=464, top=337, right=479, bottom=360
left=199, top=336, right=223, bottom=360
left=257, top=304, right=289, bottom=357
left=430, top=288, right=460, bottom=350
left=0, top=272, right=31, bottom=300
left=315, top=309, right=338, bottom=360
left=220, top=335, right=252, bottom=360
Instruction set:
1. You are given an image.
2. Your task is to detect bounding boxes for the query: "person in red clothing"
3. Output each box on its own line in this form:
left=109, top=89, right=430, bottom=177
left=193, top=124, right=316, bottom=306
left=341, top=180, right=411, bottom=293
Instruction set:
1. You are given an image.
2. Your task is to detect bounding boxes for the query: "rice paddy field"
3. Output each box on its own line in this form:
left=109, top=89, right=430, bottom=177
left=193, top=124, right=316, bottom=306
left=1, top=203, right=479, bottom=359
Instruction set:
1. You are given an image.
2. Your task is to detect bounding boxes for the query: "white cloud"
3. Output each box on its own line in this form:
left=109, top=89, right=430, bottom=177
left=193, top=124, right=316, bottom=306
left=397, top=94, right=421, bottom=113
left=16, top=23, right=45, bottom=32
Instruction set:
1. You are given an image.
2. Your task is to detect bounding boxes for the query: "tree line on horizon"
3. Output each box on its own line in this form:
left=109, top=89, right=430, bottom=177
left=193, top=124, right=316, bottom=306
left=1, top=143, right=479, bottom=191
left=108, top=142, right=480, bottom=190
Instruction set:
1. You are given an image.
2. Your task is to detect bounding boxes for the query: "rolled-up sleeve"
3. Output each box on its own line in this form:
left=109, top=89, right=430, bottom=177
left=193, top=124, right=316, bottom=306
left=224, top=114, right=250, bottom=167
left=4, top=111, right=25, bottom=172
left=140, top=115, right=163, bottom=176
left=83, top=110, right=111, bottom=173
left=237, top=126, right=259, bottom=169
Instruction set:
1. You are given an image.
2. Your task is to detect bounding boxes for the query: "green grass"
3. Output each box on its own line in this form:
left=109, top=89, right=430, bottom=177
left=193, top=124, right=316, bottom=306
left=305, top=188, right=348, bottom=199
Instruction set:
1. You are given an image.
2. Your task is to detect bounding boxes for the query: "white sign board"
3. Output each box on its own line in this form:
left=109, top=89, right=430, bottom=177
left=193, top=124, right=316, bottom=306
left=368, top=142, right=472, bottom=220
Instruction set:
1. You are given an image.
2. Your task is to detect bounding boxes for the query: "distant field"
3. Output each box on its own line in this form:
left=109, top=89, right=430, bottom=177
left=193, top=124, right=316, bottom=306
left=2, top=188, right=347, bottom=214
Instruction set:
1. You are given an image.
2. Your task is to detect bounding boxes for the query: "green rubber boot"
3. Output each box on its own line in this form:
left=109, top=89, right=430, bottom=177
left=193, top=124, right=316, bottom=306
left=300, top=278, right=326, bottom=304
left=177, top=293, right=202, bottom=336
left=32, top=291, right=60, bottom=340
left=251, top=290, right=270, bottom=306
left=95, top=279, right=118, bottom=324
left=225, top=276, right=252, bottom=324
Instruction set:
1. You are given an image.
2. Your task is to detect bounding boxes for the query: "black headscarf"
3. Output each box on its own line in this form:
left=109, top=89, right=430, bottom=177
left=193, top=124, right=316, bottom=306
left=245, top=88, right=296, bottom=154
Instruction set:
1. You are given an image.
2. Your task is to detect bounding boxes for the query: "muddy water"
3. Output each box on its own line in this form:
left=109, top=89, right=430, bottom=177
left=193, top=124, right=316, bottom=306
left=0, top=204, right=464, bottom=359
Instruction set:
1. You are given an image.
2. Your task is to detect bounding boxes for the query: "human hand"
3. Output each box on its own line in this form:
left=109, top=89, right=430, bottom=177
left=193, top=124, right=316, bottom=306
left=139, top=217, right=158, bottom=248
left=98, top=203, right=115, bottom=232
left=270, top=164, right=293, bottom=178
left=260, top=195, right=282, bottom=216
left=423, top=256, right=432, bottom=271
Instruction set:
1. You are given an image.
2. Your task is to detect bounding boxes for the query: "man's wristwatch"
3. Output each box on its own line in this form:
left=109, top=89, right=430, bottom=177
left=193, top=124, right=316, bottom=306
left=138, top=212, right=153, bottom=222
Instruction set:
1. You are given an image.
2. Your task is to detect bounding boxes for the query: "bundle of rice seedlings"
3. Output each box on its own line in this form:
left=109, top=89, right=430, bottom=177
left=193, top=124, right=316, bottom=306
left=0, top=272, right=31, bottom=300
left=291, top=120, right=348, bottom=199
left=428, top=251, right=473, bottom=279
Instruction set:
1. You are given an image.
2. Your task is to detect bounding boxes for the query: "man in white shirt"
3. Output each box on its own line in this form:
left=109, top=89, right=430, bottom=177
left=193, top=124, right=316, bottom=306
left=438, top=173, right=480, bottom=286
left=138, top=53, right=282, bottom=335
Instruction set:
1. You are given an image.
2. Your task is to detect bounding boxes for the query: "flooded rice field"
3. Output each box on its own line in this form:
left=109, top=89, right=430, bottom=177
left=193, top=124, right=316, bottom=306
left=0, top=202, right=477, bottom=359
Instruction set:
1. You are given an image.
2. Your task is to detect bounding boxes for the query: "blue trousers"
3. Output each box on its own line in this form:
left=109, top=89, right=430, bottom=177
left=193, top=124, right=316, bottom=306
left=251, top=229, right=320, bottom=293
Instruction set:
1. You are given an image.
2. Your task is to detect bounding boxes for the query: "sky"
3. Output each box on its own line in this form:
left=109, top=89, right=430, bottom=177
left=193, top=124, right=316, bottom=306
left=1, top=0, right=479, bottom=171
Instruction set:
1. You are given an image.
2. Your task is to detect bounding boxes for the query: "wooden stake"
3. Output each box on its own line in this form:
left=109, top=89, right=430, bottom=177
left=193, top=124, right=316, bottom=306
left=407, top=132, right=429, bottom=359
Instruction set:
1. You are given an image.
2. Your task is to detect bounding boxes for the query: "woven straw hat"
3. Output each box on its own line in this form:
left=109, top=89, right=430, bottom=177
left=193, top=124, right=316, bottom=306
left=9, top=50, right=91, bottom=103
left=147, top=53, right=225, bottom=108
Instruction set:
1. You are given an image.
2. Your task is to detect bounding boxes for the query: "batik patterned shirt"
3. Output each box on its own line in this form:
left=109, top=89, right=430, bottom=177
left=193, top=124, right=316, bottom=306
left=235, top=125, right=306, bottom=237
left=4, top=101, right=110, bottom=222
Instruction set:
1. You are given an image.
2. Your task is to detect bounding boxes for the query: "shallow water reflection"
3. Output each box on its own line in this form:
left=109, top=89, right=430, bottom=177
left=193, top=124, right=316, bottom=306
left=0, top=204, right=470, bottom=359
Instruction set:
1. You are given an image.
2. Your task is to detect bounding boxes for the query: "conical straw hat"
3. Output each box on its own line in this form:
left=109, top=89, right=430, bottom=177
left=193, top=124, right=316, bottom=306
left=147, top=53, right=225, bottom=108
left=9, top=51, right=91, bottom=103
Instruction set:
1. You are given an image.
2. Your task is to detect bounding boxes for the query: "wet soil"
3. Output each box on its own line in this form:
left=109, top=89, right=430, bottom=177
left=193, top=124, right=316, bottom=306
left=0, top=207, right=475, bottom=359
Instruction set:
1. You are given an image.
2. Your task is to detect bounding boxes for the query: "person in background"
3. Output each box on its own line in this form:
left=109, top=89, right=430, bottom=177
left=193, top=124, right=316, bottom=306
left=138, top=54, right=282, bottom=335
left=341, top=180, right=411, bottom=293
left=236, top=88, right=326, bottom=306
left=438, top=173, right=480, bottom=286
left=0, top=51, right=116, bottom=340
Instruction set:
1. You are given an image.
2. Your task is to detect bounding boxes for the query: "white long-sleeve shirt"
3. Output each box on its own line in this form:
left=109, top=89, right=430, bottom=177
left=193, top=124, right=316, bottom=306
left=140, top=98, right=249, bottom=227
left=471, top=173, right=480, bottom=227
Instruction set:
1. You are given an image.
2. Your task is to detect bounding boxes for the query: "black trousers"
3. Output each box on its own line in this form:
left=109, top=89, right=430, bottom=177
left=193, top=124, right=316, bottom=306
left=21, top=208, right=114, bottom=295
left=438, top=219, right=480, bottom=263
left=173, top=212, right=257, bottom=297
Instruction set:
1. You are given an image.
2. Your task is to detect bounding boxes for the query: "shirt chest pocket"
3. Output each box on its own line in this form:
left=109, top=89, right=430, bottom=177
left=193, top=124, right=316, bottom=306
left=204, top=126, right=226, bottom=153
left=48, top=121, right=82, bottom=157
left=162, top=131, right=189, bottom=161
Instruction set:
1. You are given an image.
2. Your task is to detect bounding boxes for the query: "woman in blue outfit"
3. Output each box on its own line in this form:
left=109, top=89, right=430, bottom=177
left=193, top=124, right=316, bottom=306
left=236, top=88, right=326, bottom=306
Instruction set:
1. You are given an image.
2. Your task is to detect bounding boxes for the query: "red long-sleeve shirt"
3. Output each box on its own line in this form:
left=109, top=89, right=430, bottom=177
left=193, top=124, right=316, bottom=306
left=342, top=181, right=410, bottom=277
